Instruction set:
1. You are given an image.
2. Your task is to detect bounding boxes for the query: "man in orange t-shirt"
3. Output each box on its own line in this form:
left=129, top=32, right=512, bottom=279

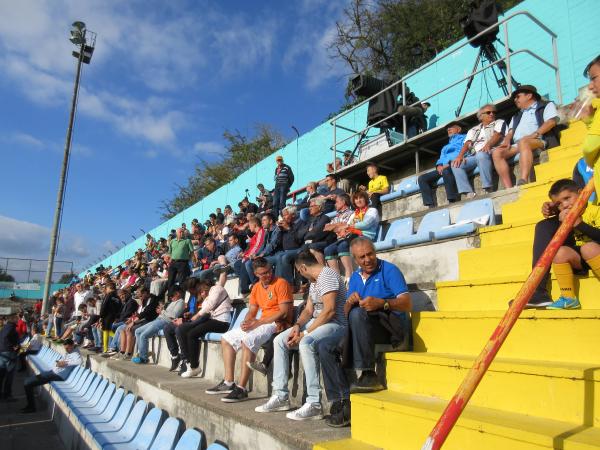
left=206, top=257, right=293, bottom=403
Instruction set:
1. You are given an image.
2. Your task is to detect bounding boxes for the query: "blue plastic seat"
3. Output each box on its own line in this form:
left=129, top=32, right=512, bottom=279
left=72, top=382, right=115, bottom=417
left=147, top=417, right=182, bottom=450
left=79, top=387, right=125, bottom=427
left=54, top=370, right=93, bottom=398
left=381, top=175, right=420, bottom=202
left=325, top=211, right=337, bottom=219
left=396, top=209, right=450, bottom=246
left=204, top=307, right=248, bottom=341
left=66, top=373, right=102, bottom=406
left=70, top=378, right=108, bottom=410
left=173, top=429, right=205, bottom=450
left=86, top=392, right=135, bottom=436
left=103, top=407, right=167, bottom=450
left=93, top=399, right=148, bottom=447
left=374, top=218, right=414, bottom=251
left=433, top=199, right=495, bottom=240
left=206, top=444, right=228, bottom=450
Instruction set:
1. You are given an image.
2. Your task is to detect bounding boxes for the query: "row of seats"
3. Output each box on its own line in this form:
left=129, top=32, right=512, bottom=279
left=28, top=346, right=227, bottom=450
left=374, top=198, right=495, bottom=251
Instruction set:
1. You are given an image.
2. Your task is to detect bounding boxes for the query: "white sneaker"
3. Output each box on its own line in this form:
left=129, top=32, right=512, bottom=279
left=286, top=402, right=323, bottom=421
left=466, top=192, right=477, bottom=199
left=255, top=395, right=291, bottom=413
left=180, top=368, right=201, bottom=378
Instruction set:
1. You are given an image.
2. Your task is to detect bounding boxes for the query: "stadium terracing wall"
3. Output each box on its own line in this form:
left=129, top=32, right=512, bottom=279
left=81, top=0, right=600, bottom=276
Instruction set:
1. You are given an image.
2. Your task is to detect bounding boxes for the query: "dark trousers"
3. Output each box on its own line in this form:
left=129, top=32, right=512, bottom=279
left=55, top=317, right=64, bottom=337
left=531, top=217, right=577, bottom=301
left=24, top=370, right=62, bottom=409
left=163, top=321, right=179, bottom=357
left=0, top=351, right=18, bottom=398
left=370, top=193, right=383, bottom=213
left=233, top=259, right=252, bottom=294
left=317, top=330, right=350, bottom=402
left=273, top=185, right=290, bottom=215
left=418, top=167, right=459, bottom=206
left=168, top=260, right=191, bottom=293
left=18, top=349, right=39, bottom=371
left=175, top=317, right=229, bottom=369
left=348, top=307, right=393, bottom=370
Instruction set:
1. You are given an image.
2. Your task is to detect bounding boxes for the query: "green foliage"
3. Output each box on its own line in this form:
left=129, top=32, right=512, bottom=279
left=330, top=0, right=523, bottom=81
left=0, top=268, right=15, bottom=282
left=160, top=125, right=286, bottom=220
left=58, top=272, right=76, bottom=284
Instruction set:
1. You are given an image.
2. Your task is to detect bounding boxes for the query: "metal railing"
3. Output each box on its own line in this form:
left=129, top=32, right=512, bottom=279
left=330, top=10, right=561, bottom=167
left=0, top=257, right=73, bottom=284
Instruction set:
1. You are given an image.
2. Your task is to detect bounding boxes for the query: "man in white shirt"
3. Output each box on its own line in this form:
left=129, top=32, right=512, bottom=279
left=22, top=338, right=82, bottom=413
left=73, top=283, right=92, bottom=312
left=452, top=103, right=506, bottom=198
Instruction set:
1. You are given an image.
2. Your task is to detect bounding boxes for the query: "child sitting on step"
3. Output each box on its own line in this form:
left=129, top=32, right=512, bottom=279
left=548, top=179, right=600, bottom=309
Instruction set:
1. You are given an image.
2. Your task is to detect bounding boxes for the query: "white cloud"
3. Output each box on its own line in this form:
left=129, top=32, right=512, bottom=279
left=193, top=141, right=226, bottom=157
left=10, top=132, right=45, bottom=149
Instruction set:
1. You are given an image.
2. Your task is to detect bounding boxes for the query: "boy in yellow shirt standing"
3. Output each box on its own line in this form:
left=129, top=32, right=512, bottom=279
left=582, top=55, right=600, bottom=200
left=359, top=163, right=389, bottom=213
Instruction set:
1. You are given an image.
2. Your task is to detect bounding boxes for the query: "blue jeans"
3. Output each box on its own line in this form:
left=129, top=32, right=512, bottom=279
left=274, top=249, right=301, bottom=285
left=109, top=323, right=126, bottom=350
left=273, top=185, right=289, bottom=215
left=272, top=320, right=348, bottom=404
left=233, top=259, right=252, bottom=294
left=323, top=240, right=351, bottom=260
left=135, top=319, right=169, bottom=359
left=92, top=327, right=102, bottom=347
left=451, top=151, right=494, bottom=193
left=46, top=315, right=54, bottom=337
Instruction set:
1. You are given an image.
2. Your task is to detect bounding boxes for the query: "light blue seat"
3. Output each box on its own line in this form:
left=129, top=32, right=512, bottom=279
left=433, top=199, right=495, bottom=240
left=66, top=373, right=103, bottom=406
left=54, top=370, right=92, bottom=397
left=147, top=417, right=182, bottom=450
left=103, top=408, right=167, bottom=450
left=373, top=224, right=383, bottom=243
left=93, top=400, right=148, bottom=447
left=173, top=429, right=205, bottom=450
left=374, top=218, right=414, bottom=251
left=70, top=378, right=108, bottom=410
left=396, top=209, right=450, bottom=246
left=72, top=382, right=115, bottom=417
left=79, top=387, right=125, bottom=427
left=206, top=444, right=228, bottom=450
left=204, top=308, right=248, bottom=342
left=86, top=393, right=135, bottom=436
left=381, top=175, right=420, bottom=202
left=325, top=211, right=337, bottom=219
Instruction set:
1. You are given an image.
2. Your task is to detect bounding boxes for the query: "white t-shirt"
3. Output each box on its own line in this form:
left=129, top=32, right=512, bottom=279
left=465, top=119, right=506, bottom=153
left=308, top=267, right=347, bottom=326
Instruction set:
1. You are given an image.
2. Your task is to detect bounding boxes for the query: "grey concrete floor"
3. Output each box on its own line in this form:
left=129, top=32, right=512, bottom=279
left=0, top=369, right=65, bottom=450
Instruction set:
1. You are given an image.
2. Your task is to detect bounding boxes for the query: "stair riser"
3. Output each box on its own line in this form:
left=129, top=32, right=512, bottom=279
left=412, top=314, right=600, bottom=364
left=479, top=222, right=537, bottom=246
left=459, top=242, right=531, bottom=279
left=385, top=358, right=600, bottom=425
left=436, top=276, right=600, bottom=310
left=547, top=145, right=586, bottom=162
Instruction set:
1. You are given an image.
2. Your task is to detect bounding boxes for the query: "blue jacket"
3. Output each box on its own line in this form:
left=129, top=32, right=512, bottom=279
left=435, top=134, right=466, bottom=166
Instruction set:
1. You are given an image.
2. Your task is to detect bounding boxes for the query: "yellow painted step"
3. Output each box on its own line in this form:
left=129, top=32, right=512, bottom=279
left=547, top=143, right=585, bottom=162
left=384, top=352, right=600, bottom=426
left=314, top=439, right=380, bottom=450
left=350, top=390, right=600, bottom=450
left=412, top=310, right=600, bottom=364
left=501, top=197, right=548, bottom=224
left=458, top=241, right=531, bottom=279
left=534, top=160, right=577, bottom=183
left=436, top=274, right=600, bottom=311
left=558, top=121, right=589, bottom=146
left=478, top=219, right=537, bottom=246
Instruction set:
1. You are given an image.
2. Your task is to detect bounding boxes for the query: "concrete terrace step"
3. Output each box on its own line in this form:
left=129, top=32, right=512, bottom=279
left=436, top=273, right=600, bottom=311
left=384, top=352, right=600, bottom=426
left=477, top=219, right=538, bottom=246
left=458, top=240, right=532, bottom=279
left=411, top=310, right=600, bottom=364
left=344, top=390, right=600, bottom=450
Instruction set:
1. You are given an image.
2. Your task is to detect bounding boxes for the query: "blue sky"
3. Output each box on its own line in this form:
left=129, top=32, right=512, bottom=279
left=0, top=0, right=352, bottom=273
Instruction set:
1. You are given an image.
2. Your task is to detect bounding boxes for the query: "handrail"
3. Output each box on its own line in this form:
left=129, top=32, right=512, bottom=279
left=331, top=10, right=561, bottom=166
left=421, top=177, right=595, bottom=450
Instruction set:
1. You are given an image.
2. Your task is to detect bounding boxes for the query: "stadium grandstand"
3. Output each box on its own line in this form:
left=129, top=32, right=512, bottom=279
left=7, top=0, right=600, bottom=449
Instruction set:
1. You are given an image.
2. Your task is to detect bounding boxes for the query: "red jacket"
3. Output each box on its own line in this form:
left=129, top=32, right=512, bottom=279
left=16, top=319, right=27, bottom=338
left=243, top=228, right=266, bottom=259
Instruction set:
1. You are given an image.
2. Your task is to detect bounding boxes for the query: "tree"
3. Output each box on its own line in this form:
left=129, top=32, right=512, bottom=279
left=0, top=267, right=14, bottom=282
left=330, top=0, right=523, bottom=83
left=160, top=125, right=286, bottom=220
left=58, top=272, right=76, bottom=284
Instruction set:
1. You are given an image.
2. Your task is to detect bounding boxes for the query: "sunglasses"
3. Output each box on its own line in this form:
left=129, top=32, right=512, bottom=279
left=481, top=111, right=495, bottom=115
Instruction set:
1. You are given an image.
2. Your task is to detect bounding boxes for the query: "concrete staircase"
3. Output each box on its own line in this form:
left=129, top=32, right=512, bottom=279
left=315, top=121, right=600, bottom=449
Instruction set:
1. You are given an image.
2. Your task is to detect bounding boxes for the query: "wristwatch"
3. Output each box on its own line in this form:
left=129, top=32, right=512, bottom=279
left=383, top=300, right=390, bottom=311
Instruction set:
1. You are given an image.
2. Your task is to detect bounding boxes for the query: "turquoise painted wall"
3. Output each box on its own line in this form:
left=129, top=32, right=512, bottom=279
left=0, top=283, right=69, bottom=300
left=82, top=0, right=600, bottom=276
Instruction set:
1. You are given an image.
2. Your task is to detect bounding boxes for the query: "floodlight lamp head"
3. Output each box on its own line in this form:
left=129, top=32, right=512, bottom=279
left=69, top=21, right=87, bottom=45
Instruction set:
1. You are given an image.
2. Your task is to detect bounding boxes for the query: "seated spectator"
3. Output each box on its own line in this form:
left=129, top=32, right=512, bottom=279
left=343, top=150, right=355, bottom=166
left=248, top=214, right=281, bottom=280
left=358, top=163, right=389, bottom=212
left=215, top=207, right=225, bottom=223
left=322, top=174, right=347, bottom=214
left=417, top=122, right=465, bottom=207
left=116, top=287, right=159, bottom=360
left=397, top=99, right=430, bottom=138
left=240, top=197, right=259, bottom=215
left=102, top=288, right=141, bottom=356
left=132, top=285, right=185, bottom=364
left=296, top=182, right=319, bottom=222
left=323, top=192, right=379, bottom=280
left=21, top=338, right=82, bottom=413
left=233, top=217, right=266, bottom=295
left=493, top=85, right=559, bottom=187
left=193, top=237, right=225, bottom=281
left=54, top=304, right=87, bottom=343
left=302, top=197, right=335, bottom=265
left=452, top=104, right=506, bottom=197
left=255, top=250, right=348, bottom=424
left=344, top=238, right=411, bottom=393
left=272, top=206, right=307, bottom=286
left=206, top=257, right=293, bottom=402
left=18, top=325, right=42, bottom=372
left=178, top=279, right=233, bottom=378
left=216, top=234, right=243, bottom=280
left=322, top=194, right=354, bottom=277
left=256, top=183, right=273, bottom=213
left=150, top=254, right=170, bottom=297
left=542, top=179, right=600, bottom=309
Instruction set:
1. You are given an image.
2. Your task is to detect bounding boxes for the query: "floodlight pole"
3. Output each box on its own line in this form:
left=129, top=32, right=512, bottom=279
left=41, top=42, right=85, bottom=314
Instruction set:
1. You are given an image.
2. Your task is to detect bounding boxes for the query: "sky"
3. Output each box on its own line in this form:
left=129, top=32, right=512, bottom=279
left=0, top=0, right=354, bottom=275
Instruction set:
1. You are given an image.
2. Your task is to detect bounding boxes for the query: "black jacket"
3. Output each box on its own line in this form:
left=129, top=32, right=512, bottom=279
left=281, top=219, right=307, bottom=250
left=117, top=297, right=139, bottom=323
left=99, top=291, right=122, bottom=330
left=274, top=164, right=295, bottom=188
left=304, top=214, right=334, bottom=244
left=136, top=295, right=160, bottom=324
left=0, top=322, right=19, bottom=353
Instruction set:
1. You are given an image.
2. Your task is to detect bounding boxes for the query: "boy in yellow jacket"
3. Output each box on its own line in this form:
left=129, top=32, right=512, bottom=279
left=582, top=55, right=600, bottom=198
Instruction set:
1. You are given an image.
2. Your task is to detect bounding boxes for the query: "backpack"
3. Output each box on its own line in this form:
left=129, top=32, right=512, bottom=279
left=511, top=100, right=560, bottom=149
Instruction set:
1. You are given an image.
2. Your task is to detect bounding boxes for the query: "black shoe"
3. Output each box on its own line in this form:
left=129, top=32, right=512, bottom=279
left=178, top=359, right=188, bottom=376
left=508, top=296, right=552, bottom=309
left=221, top=385, right=248, bottom=403
left=20, top=405, right=36, bottom=414
left=169, top=355, right=181, bottom=372
left=326, top=399, right=351, bottom=428
left=350, top=370, right=384, bottom=393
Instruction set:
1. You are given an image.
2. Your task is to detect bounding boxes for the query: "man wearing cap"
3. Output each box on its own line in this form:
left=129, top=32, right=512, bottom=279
left=273, top=155, right=295, bottom=216
left=493, top=85, right=559, bottom=188
left=417, top=122, right=465, bottom=207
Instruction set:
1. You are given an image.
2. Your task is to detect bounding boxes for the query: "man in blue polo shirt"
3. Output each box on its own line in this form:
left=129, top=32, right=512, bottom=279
left=344, top=237, right=411, bottom=393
